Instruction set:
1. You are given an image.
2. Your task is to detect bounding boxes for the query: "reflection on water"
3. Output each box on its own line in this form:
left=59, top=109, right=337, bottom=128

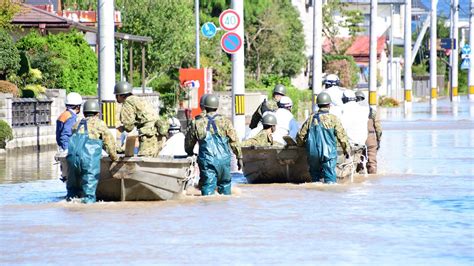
left=1, top=99, right=473, bottom=264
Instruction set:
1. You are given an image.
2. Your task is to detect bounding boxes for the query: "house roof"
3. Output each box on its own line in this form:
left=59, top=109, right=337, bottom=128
left=12, top=4, right=152, bottom=43
left=346, top=35, right=386, bottom=57
left=12, top=3, right=69, bottom=25
left=323, top=35, right=386, bottom=64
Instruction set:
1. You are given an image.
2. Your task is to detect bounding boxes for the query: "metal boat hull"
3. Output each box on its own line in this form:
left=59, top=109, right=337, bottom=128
left=56, top=155, right=194, bottom=201
left=242, top=146, right=356, bottom=184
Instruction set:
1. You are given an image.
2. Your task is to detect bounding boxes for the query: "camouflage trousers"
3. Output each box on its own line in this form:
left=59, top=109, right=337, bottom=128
left=138, top=134, right=166, bottom=157
left=366, top=134, right=378, bottom=174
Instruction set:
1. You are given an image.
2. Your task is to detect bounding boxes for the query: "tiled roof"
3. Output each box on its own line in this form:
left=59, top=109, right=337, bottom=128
left=345, top=35, right=386, bottom=56
left=12, top=4, right=69, bottom=25
left=322, top=35, right=386, bottom=64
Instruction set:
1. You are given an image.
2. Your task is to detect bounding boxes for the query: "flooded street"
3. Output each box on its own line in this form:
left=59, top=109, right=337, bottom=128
left=1, top=98, right=473, bottom=265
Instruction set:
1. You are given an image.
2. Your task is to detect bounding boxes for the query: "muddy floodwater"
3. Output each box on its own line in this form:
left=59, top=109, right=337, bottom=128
left=1, top=99, right=473, bottom=265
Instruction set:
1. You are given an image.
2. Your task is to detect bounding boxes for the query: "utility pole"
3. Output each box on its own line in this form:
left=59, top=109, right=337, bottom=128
left=98, top=0, right=116, bottom=129
left=195, top=0, right=200, bottom=69
left=452, top=0, right=459, bottom=102
left=231, top=0, right=245, bottom=139
left=404, top=0, right=412, bottom=110
left=470, top=0, right=474, bottom=101
left=430, top=0, right=437, bottom=106
left=389, top=4, right=394, bottom=98
left=312, top=0, right=323, bottom=111
left=369, top=0, right=377, bottom=108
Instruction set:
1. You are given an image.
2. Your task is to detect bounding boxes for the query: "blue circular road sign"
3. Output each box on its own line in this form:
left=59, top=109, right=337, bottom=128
left=220, top=32, right=242, bottom=54
left=201, top=22, right=217, bottom=38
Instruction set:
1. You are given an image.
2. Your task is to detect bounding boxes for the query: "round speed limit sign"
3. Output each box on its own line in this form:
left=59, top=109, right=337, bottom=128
left=219, top=9, right=240, bottom=31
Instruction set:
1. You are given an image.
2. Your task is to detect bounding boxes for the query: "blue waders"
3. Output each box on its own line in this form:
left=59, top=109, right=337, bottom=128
left=66, top=119, right=103, bottom=203
left=198, top=115, right=232, bottom=195
left=306, top=112, right=338, bottom=183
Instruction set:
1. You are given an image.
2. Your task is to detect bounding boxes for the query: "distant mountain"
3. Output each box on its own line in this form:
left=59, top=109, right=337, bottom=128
left=421, top=0, right=469, bottom=19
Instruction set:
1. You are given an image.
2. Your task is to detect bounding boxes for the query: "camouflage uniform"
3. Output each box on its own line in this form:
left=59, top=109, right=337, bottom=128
left=249, top=98, right=278, bottom=129
left=296, top=106, right=350, bottom=183
left=366, top=107, right=382, bottom=174
left=185, top=112, right=242, bottom=158
left=296, top=107, right=350, bottom=153
left=73, top=116, right=119, bottom=161
left=242, top=129, right=276, bottom=147
left=120, top=95, right=168, bottom=157
left=185, top=112, right=242, bottom=195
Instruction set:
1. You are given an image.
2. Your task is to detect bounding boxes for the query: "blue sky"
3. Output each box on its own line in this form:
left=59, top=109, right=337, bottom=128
left=421, top=0, right=470, bottom=18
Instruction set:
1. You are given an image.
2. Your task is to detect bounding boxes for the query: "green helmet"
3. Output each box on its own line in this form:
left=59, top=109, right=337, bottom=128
left=199, top=94, right=209, bottom=109
left=316, top=92, right=332, bottom=106
left=355, top=90, right=365, bottom=101
left=114, top=81, right=133, bottom=95
left=83, top=100, right=100, bottom=113
left=262, top=113, right=277, bottom=126
left=273, top=84, right=287, bottom=96
left=203, top=94, right=219, bottom=109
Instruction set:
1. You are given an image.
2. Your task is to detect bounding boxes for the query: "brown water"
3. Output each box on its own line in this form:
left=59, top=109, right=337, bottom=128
left=1, top=99, right=473, bottom=264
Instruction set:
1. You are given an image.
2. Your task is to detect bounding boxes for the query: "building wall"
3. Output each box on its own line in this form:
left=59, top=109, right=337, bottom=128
left=1, top=90, right=161, bottom=150
left=291, top=0, right=313, bottom=89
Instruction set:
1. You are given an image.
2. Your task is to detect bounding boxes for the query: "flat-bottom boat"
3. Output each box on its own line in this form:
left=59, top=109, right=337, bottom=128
left=56, top=154, right=196, bottom=201
left=242, top=145, right=362, bottom=184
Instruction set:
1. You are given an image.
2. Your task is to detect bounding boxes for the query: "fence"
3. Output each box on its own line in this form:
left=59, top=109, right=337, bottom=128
left=11, top=98, right=52, bottom=127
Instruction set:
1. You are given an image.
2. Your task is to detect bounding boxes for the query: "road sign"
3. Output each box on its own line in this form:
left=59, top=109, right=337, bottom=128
left=461, top=58, right=470, bottom=70
left=201, top=22, right=217, bottom=38
left=221, top=32, right=242, bottom=54
left=440, top=38, right=456, bottom=50
left=219, top=9, right=240, bottom=31
left=461, top=44, right=471, bottom=55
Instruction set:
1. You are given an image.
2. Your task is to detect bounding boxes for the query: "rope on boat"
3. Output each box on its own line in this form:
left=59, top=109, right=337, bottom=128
left=183, top=156, right=198, bottom=188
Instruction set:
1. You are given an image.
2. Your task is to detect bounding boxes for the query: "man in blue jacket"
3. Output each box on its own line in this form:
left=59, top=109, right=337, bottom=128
left=56, top=92, right=83, bottom=152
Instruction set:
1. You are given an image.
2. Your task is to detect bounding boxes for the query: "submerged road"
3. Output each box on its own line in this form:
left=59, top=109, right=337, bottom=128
left=0, top=98, right=473, bottom=264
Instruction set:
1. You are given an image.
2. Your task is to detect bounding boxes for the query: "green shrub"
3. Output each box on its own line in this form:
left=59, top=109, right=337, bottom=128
left=16, top=31, right=98, bottom=95
left=0, top=29, right=20, bottom=80
left=378, top=96, right=400, bottom=107
left=0, top=120, right=13, bottom=149
left=0, top=80, right=19, bottom=97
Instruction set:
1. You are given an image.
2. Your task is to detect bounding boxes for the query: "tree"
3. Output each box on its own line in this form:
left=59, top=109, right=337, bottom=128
left=16, top=31, right=98, bottom=95
left=323, top=0, right=364, bottom=55
left=116, top=0, right=195, bottom=89
left=0, top=29, right=19, bottom=79
left=0, top=0, right=20, bottom=30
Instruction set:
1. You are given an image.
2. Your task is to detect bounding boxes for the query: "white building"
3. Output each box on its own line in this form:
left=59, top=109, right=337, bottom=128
left=290, top=0, right=409, bottom=96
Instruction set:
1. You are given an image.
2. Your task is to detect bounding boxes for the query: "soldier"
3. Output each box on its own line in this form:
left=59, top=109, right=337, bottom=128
left=249, top=84, right=286, bottom=129
left=296, top=92, right=350, bottom=183
left=355, top=90, right=382, bottom=174
left=242, top=113, right=279, bottom=147
left=56, top=92, right=83, bottom=152
left=114, top=81, right=168, bottom=157
left=185, top=94, right=243, bottom=196
left=66, top=100, right=119, bottom=203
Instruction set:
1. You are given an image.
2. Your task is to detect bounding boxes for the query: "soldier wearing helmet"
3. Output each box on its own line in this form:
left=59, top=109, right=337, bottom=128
left=273, top=96, right=299, bottom=145
left=56, top=92, right=83, bottom=152
left=66, top=100, right=119, bottom=203
left=185, top=94, right=243, bottom=196
left=296, top=92, right=350, bottom=183
left=355, top=90, right=382, bottom=174
left=114, top=81, right=168, bottom=157
left=249, top=84, right=287, bottom=129
left=242, top=113, right=279, bottom=147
